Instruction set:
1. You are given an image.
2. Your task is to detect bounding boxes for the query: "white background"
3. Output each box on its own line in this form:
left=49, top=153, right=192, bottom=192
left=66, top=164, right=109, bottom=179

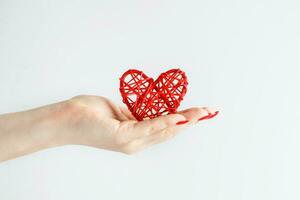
left=0, top=0, right=299, bottom=199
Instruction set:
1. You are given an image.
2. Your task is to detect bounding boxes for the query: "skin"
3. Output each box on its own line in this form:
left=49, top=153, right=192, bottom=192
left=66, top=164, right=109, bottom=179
left=0, top=95, right=218, bottom=162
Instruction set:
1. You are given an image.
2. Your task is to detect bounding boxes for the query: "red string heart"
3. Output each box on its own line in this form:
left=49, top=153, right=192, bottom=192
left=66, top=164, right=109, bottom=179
left=119, top=68, right=188, bottom=121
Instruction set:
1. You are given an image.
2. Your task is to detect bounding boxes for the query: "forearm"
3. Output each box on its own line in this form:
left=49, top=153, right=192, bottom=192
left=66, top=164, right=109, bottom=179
left=0, top=95, right=216, bottom=161
left=0, top=103, right=67, bottom=162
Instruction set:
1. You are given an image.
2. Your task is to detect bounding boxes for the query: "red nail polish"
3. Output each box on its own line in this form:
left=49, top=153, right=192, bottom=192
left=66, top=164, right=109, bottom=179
left=208, top=111, right=219, bottom=119
left=198, top=115, right=210, bottom=121
left=176, top=120, right=189, bottom=125
left=198, top=111, right=219, bottom=121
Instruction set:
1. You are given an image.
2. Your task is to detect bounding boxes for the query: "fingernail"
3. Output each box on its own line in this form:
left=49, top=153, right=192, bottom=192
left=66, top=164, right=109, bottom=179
left=176, top=120, right=189, bottom=125
left=208, top=111, right=219, bottom=118
left=198, top=115, right=210, bottom=121
left=198, top=111, right=219, bottom=121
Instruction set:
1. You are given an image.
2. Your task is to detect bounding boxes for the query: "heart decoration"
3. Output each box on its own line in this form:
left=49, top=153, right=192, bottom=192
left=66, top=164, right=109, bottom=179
left=119, top=68, right=188, bottom=121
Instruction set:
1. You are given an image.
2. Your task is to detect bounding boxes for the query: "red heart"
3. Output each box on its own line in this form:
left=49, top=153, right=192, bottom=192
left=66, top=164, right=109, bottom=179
left=119, top=69, right=188, bottom=121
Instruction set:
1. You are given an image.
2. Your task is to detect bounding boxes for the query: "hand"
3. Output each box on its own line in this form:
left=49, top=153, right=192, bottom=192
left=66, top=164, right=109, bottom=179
left=59, top=95, right=219, bottom=154
left=0, top=95, right=218, bottom=162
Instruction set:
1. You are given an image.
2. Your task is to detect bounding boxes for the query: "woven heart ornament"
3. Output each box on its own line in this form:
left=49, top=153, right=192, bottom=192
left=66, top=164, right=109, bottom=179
left=119, top=69, right=188, bottom=121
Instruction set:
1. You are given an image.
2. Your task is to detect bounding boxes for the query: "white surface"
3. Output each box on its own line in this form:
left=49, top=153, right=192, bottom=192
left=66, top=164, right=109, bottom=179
left=0, top=0, right=299, bottom=199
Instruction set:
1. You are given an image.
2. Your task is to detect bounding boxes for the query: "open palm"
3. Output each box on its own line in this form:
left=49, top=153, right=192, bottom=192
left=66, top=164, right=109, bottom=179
left=62, top=95, right=218, bottom=154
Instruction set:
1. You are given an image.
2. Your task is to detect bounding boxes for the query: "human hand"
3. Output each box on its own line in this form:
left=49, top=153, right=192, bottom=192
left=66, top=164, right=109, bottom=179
left=0, top=95, right=218, bottom=162
left=58, top=95, right=219, bottom=154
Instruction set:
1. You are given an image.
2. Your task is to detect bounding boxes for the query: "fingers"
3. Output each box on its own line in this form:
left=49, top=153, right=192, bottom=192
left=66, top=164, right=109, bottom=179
left=119, top=107, right=218, bottom=142
left=199, top=107, right=219, bottom=121
left=133, top=107, right=219, bottom=150
left=133, top=113, right=186, bottom=135
left=115, top=113, right=185, bottom=144
left=177, top=107, right=219, bottom=124
left=177, top=107, right=208, bottom=124
left=117, top=107, right=219, bottom=153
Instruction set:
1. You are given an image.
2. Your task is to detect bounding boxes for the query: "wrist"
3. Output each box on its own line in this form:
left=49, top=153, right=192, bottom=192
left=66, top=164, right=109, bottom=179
left=31, top=101, right=73, bottom=148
